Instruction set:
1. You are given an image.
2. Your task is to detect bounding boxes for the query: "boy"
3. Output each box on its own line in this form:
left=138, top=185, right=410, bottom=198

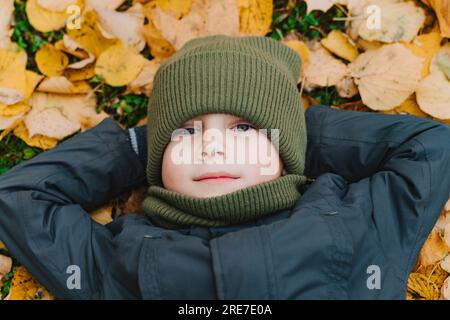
left=0, top=35, right=449, bottom=299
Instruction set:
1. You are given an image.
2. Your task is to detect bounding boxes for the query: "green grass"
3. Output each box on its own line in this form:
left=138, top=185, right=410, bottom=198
left=0, top=133, right=43, bottom=175
left=269, top=0, right=347, bottom=41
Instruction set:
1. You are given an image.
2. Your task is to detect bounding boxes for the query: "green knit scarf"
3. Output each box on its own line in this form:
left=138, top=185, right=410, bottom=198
left=143, top=174, right=307, bottom=229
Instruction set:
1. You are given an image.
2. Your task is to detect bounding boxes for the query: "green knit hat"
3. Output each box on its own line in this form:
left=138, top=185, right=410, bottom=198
left=146, top=34, right=307, bottom=188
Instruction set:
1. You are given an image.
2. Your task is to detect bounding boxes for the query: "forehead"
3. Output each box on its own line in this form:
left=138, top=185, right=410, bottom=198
left=183, top=113, right=248, bottom=123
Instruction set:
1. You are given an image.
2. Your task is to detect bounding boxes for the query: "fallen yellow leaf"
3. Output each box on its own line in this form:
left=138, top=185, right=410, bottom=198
left=7, top=266, right=54, bottom=300
left=416, top=71, right=450, bottom=119
left=155, top=0, right=192, bottom=19
left=349, top=0, right=426, bottom=43
left=0, top=48, right=27, bottom=72
left=64, top=64, right=96, bottom=81
left=426, top=0, right=450, bottom=38
left=282, top=39, right=310, bottom=80
left=95, top=42, right=146, bottom=86
left=37, top=0, right=78, bottom=12
left=127, top=58, right=162, bottom=96
left=142, top=16, right=177, bottom=59
left=404, top=32, right=443, bottom=77
left=0, top=0, right=14, bottom=49
left=95, top=3, right=146, bottom=52
left=304, top=43, right=347, bottom=89
left=26, top=0, right=78, bottom=32
left=238, top=0, right=273, bottom=35
left=35, top=43, right=69, bottom=77
left=0, top=55, right=27, bottom=105
left=0, top=102, right=29, bottom=117
left=392, top=94, right=429, bottom=117
left=37, top=76, right=92, bottom=94
left=66, top=10, right=117, bottom=57
left=13, top=120, right=58, bottom=150
left=321, top=30, right=359, bottom=62
left=90, top=204, right=113, bottom=225
left=348, top=43, right=423, bottom=110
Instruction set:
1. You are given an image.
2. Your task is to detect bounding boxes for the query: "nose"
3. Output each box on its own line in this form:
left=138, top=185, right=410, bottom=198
left=200, top=130, right=225, bottom=160
left=201, top=143, right=225, bottom=158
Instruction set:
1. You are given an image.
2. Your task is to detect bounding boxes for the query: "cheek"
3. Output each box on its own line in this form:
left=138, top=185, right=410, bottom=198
left=233, top=133, right=282, bottom=179
left=161, top=143, right=191, bottom=189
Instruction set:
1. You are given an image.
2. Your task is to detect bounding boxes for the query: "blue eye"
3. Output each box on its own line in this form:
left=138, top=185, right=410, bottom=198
left=184, top=128, right=197, bottom=135
left=232, top=123, right=255, bottom=132
left=174, top=127, right=199, bottom=136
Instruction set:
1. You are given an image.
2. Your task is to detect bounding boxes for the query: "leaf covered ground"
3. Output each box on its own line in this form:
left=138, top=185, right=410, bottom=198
left=0, top=0, right=449, bottom=300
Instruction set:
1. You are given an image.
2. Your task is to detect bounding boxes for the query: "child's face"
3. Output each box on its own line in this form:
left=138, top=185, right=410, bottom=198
left=161, top=113, right=285, bottom=198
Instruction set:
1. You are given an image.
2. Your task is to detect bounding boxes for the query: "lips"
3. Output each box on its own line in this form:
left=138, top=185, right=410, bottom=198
left=193, top=171, right=239, bottom=181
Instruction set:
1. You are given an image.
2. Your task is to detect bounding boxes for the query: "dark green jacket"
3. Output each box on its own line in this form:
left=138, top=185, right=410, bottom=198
left=0, top=105, right=449, bottom=299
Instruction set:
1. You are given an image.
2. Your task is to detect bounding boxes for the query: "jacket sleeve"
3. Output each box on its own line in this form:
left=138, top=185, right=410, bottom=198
left=0, top=118, right=147, bottom=299
left=304, top=104, right=450, bottom=275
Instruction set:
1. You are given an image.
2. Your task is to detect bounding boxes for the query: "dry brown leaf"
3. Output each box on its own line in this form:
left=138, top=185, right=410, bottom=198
left=336, top=76, right=359, bottom=98
left=26, top=107, right=81, bottom=140
left=418, top=227, right=450, bottom=267
left=155, top=0, right=193, bottom=19
left=0, top=55, right=27, bottom=105
left=35, top=43, right=69, bottom=77
left=85, top=0, right=127, bottom=11
left=425, top=0, right=450, bottom=38
left=149, top=0, right=241, bottom=51
left=444, top=222, right=450, bottom=248
left=282, top=39, right=309, bottom=81
left=95, top=3, right=146, bottom=52
left=95, top=42, right=146, bottom=86
left=355, top=38, right=383, bottom=52
left=26, top=0, right=81, bottom=32
left=25, top=92, right=107, bottom=140
left=55, top=36, right=89, bottom=59
left=441, top=255, right=450, bottom=273
left=7, top=266, right=54, bottom=300
left=430, top=43, right=450, bottom=80
left=237, top=0, right=273, bottom=35
left=142, top=16, right=176, bottom=59
left=64, top=64, right=96, bottom=81
left=126, top=58, right=162, bottom=96
left=0, top=48, right=27, bottom=72
left=349, top=0, right=426, bottom=43
left=37, top=76, right=92, bottom=94
left=90, top=204, right=113, bottom=225
left=348, top=43, right=423, bottom=110
left=148, top=0, right=207, bottom=51
left=142, top=1, right=177, bottom=59
left=0, top=254, right=12, bottom=288
left=303, top=43, right=348, bottom=89
left=13, top=120, right=58, bottom=150
left=391, top=94, right=429, bottom=117
left=207, top=0, right=240, bottom=36
left=0, top=0, right=14, bottom=49
left=407, top=272, right=441, bottom=300
left=24, top=71, right=45, bottom=100
left=37, top=0, right=78, bottom=12
left=442, top=276, right=450, bottom=299
left=0, top=112, right=24, bottom=131
left=0, top=103, right=28, bottom=117
left=321, top=30, right=359, bottom=62
left=416, top=71, right=450, bottom=119
left=66, top=10, right=117, bottom=58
